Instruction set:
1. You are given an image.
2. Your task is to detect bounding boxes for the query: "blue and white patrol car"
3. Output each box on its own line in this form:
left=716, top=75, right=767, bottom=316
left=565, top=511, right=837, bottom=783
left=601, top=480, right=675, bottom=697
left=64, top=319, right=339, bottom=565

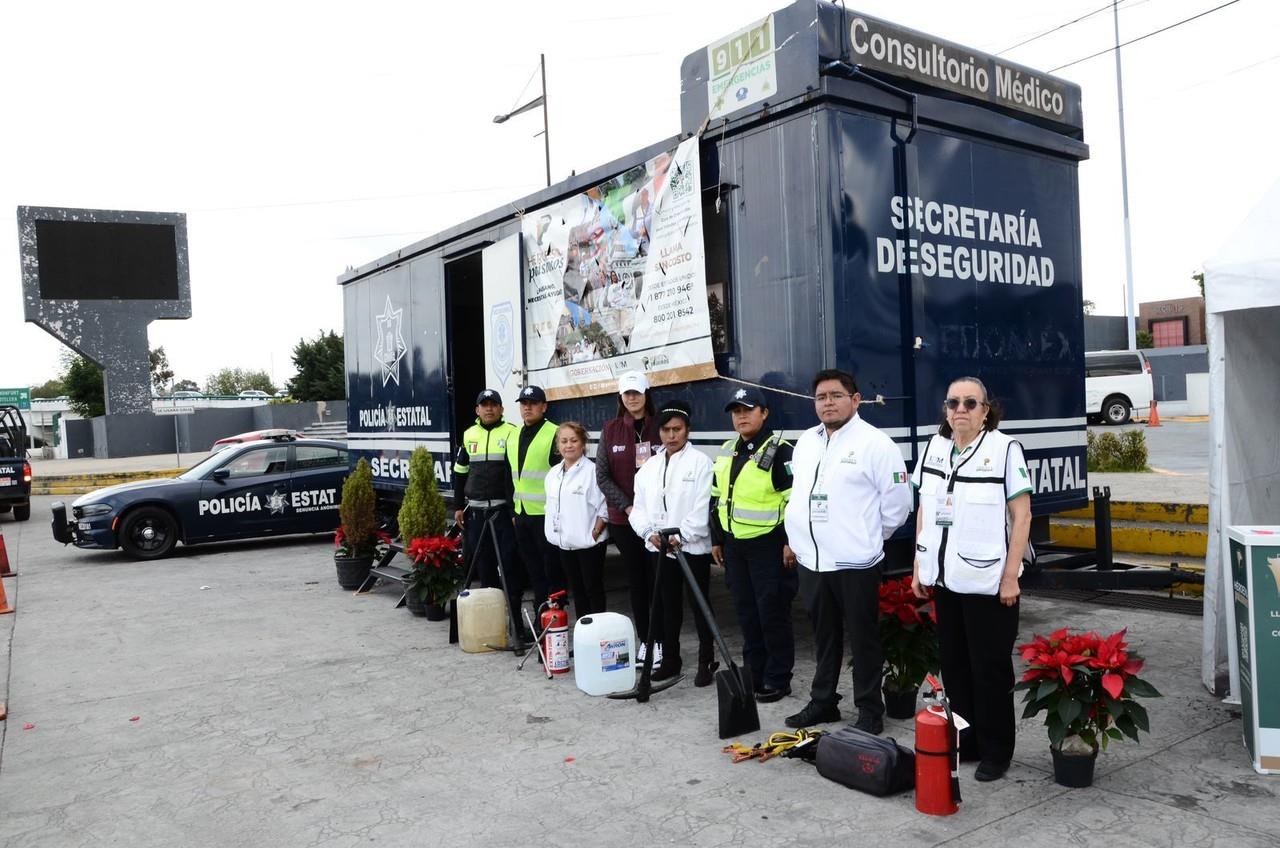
left=50, top=435, right=348, bottom=559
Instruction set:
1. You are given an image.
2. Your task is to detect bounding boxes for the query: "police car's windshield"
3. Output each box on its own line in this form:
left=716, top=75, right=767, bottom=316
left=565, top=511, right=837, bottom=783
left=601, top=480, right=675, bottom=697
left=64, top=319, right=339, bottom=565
left=178, top=452, right=231, bottom=481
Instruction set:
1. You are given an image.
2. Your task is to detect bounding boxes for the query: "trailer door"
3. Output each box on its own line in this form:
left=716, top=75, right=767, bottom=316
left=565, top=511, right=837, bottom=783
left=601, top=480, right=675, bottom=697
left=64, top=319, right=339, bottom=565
left=480, top=234, right=526, bottom=394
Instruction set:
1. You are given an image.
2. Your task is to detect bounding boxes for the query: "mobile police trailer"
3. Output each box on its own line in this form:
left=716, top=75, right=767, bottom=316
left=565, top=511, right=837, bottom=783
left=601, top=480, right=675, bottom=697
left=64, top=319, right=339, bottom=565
left=340, top=1, right=1090, bottom=566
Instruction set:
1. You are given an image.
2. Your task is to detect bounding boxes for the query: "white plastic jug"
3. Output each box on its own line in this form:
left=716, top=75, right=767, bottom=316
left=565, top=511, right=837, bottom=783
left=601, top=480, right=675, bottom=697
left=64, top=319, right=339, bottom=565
left=457, top=588, right=508, bottom=653
left=573, top=612, right=636, bottom=696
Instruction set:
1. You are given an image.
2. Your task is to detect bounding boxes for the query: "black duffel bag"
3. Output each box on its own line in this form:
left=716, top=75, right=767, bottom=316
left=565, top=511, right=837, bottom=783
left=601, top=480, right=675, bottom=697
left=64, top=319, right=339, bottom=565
left=814, top=725, right=915, bottom=796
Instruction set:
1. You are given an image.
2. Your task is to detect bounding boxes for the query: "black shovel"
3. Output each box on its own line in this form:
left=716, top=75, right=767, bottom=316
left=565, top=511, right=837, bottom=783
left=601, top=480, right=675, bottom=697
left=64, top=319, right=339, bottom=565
left=662, top=530, right=760, bottom=739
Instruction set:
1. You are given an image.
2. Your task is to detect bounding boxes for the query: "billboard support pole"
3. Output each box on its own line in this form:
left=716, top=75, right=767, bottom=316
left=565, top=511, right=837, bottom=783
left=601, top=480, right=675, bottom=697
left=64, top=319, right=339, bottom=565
left=1114, top=0, right=1137, bottom=351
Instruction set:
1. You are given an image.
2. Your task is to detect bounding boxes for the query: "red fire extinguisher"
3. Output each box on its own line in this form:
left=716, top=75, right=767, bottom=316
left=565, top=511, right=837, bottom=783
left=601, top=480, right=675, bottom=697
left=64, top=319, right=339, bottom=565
left=539, top=590, right=571, bottom=675
left=915, top=674, right=961, bottom=816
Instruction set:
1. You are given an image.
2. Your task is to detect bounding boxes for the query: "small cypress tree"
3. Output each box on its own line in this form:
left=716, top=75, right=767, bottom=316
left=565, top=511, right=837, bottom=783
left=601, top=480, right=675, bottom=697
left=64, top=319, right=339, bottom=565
left=338, top=458, right=378, bottom=557
left=397, top=447, right=446, bottom=541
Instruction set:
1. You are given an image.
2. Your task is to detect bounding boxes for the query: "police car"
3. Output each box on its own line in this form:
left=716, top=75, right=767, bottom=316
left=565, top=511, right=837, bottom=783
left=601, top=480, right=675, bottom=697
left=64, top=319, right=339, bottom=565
left=50, top=435, right=348, bottom=559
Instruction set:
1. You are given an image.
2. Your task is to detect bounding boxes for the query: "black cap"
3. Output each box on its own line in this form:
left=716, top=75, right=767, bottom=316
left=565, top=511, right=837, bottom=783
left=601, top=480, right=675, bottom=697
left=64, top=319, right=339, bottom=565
left=517, top=385, right=547, bottom=403
left=475, top=389, right=502, bottom=405
left=658, top=399, right=693, bottom=427
left=724, top=387, right=768, bottom=411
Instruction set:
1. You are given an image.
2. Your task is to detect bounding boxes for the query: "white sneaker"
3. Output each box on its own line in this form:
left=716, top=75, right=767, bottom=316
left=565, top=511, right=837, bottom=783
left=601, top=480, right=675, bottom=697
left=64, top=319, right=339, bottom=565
left=654, top=642, right=664, bottom=669
left=636, top=643, right=647, bottom=665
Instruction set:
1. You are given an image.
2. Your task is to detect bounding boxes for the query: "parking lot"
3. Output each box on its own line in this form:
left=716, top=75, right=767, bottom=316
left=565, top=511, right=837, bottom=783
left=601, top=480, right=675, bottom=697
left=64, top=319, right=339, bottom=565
left=0, top=489, right=1275, bottom=847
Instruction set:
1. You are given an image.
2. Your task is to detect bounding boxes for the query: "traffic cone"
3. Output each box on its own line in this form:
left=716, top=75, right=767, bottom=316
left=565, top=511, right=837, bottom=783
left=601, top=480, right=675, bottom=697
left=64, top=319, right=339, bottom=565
left=1147, top=399, right=1162, bottom=428
left=0, top=565, right=13, bottom=614
left=0, top=530, right=12, bottom=577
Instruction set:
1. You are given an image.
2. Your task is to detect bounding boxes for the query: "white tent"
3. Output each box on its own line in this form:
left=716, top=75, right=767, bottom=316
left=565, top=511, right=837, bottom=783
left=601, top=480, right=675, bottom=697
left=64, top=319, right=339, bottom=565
left=1202, top=177, right=1280, bottom=698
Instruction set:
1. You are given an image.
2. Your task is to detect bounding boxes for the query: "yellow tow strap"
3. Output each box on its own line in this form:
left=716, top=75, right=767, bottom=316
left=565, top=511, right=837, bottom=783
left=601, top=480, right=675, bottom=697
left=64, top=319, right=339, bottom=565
left=721, top=729, right=824, bottom=763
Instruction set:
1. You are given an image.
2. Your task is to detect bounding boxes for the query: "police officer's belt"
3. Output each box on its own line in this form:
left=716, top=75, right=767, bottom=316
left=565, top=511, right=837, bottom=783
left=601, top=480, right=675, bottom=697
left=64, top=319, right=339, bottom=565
left=467, top=499, right=509, bottom=509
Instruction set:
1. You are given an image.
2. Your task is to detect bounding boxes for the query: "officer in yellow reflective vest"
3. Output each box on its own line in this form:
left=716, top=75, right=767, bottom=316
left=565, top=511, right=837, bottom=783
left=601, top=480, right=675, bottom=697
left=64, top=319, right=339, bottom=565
left=453, top=388, right=528, bottom=638
left=709, top=387, right=797, bottom=703
left=507, top=384, right=567, bottom=609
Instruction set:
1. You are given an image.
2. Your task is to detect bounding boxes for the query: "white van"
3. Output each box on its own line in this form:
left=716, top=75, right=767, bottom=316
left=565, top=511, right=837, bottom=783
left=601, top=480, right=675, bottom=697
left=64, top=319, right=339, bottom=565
left=1085, top=350, right=1153, bottom=425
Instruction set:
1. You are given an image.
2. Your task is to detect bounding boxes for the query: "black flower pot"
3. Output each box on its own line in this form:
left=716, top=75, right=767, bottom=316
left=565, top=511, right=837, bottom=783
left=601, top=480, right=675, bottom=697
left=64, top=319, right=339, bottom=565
left=1051, top=746, right=1098, bottom=788
left=883, top=685, right=919, bottom=720
left=334, top=556, right=373, bottom=590
left=405, top=590, right=427, bottom=617
left=425, top=602, right=448, bottom=621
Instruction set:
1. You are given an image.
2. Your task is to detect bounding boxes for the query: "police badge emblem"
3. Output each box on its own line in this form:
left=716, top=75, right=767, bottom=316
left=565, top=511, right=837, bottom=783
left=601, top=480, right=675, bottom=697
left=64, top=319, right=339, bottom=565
left=491, top=301, right=514, bottom=387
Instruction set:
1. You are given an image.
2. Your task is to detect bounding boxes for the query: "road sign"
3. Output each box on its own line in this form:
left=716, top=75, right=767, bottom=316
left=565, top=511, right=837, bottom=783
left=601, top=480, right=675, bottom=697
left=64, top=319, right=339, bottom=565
left=0, top=388, right=31, bottom=410
left=154, top=405, right=195, bottom=416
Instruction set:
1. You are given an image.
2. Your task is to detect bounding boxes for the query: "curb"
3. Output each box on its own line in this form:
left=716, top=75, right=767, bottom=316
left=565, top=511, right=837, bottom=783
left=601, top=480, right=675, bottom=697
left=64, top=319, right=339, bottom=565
left=1049, top=519, right=1207, bottom=558
left=1055, top=501, right=1207, bottom=525
left=30, top=468, right=183, bottom=497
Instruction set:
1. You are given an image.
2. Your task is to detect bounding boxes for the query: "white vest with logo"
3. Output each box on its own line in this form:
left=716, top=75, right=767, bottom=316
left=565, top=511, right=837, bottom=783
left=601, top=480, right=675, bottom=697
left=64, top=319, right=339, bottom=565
left=915, top=428, right=1021, bottom=596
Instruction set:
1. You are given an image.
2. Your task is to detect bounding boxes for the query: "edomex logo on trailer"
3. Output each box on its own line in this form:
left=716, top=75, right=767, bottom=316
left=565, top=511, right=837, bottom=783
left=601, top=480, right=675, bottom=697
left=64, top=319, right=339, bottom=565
left=374, top=295, right=407, bottom=386
left=491, top=301, right=514, bottom=387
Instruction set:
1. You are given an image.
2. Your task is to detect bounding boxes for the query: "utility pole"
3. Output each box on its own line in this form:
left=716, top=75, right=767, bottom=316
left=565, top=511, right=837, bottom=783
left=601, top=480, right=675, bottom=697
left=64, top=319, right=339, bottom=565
left=1114, top=0, right=1137, bottom=350
left=540, top=53, right=551, bottom=187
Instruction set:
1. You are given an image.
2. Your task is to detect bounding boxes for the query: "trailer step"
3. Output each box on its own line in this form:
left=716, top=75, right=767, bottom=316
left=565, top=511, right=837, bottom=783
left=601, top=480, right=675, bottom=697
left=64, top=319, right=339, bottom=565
left=1049, top=517, right=1207, bottom=558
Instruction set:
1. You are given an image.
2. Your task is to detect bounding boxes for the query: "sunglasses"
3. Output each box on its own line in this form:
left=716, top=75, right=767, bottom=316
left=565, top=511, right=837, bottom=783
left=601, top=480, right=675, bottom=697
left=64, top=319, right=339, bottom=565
left=944, top=397, right=986, bottom=411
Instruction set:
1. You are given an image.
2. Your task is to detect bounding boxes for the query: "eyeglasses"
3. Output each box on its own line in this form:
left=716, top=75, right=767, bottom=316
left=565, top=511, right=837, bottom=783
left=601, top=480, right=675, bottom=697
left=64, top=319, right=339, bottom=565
left=814, top=392, right=852, bottom=403
left=944, top=397, right=986, bottom=411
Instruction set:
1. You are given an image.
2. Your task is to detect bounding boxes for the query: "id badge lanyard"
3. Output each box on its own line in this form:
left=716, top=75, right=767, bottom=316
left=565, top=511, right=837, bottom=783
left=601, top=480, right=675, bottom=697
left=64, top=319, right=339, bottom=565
left=937, top=430, right=988, bottom=527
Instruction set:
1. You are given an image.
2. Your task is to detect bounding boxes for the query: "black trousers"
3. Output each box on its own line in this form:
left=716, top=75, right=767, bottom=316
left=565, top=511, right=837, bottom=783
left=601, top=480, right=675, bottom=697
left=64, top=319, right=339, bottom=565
left=513, top=513, right=566, bottom=607
left=611, top=521, right=663, bottom=644
left=799, top=564, right=884, bottom=719
left=559, top=543, right=608, bottom=618
left=658, top=551, right=715, bottom=671
left=935, top=585, right=1020, bottom=764
left=724, top=530, right=798, bottom=690
left=463, top=505, right=524, bottom=621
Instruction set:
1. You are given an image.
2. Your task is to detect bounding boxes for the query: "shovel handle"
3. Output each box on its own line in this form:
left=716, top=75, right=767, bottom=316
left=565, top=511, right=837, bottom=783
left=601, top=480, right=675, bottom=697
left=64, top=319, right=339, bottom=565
left=659, top=532, right=745, bottom=701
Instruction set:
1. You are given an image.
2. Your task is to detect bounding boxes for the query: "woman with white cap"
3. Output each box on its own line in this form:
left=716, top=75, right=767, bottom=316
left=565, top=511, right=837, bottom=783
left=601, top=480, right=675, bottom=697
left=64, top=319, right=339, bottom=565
left=596, top=370, right=664, bottom=666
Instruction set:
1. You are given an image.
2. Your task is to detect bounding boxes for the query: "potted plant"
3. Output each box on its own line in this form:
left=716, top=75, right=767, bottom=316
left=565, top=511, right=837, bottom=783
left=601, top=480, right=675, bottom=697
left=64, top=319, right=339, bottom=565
left=405, top=535, right=465, bottom=620
left=397, top=447, right=459, bottom=620
left=1016, top=627, right=1162, bottom=787
left=878, top=575, right=939, bottom=719
left=334, top=457, right=382, bottom=589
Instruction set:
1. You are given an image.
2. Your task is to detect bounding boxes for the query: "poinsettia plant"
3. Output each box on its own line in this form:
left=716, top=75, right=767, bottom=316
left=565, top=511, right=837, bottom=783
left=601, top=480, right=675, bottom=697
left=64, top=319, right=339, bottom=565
left=334, top=526, right=392, bottom=560
left=1015, top=627, right=1161, bottom=753
left=878, top=575, right=940, bottom=692
left=405, top=535, right=465, bottom=606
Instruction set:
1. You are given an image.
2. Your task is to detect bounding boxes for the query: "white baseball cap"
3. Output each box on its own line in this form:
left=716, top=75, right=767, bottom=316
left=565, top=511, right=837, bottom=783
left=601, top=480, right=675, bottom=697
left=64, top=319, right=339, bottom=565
left=617, top=371, right=649, bottom=395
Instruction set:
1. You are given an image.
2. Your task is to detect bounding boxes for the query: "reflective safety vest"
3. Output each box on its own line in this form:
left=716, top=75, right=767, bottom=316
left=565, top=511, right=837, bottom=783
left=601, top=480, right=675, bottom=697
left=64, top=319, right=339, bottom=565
left=712, top=434, right=791, bottom=540
left=455, top=419, right=518, bottom=503
left=509, top=419, right=558, bottom=516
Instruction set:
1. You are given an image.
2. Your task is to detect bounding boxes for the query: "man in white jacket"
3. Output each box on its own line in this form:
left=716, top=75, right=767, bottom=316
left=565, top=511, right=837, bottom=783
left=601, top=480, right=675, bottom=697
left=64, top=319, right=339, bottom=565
left=783, top=369, right=913, bottom=732
left=629, top=400, right=719, bottom=685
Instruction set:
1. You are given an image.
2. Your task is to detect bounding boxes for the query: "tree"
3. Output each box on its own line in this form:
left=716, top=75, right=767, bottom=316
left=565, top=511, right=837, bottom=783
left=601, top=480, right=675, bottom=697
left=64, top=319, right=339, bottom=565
left=1136, top=329, right=1154, bottom=349
left=1193, top=271, right=1205, bottom=298
left=397, top=447, right=446, bottom=541
left=1082, top=299, right=1096, bottom=315
left=30, top=377, right=66, bottom=399
left=287, top=331, right=345, bottom=401
left=205, top=368, right=276, bottom=396
left=173, top=378, right=200, bottom=393
left=149, top=347, right=175, bottom=392
left=63, top=355, right=105, bottom=417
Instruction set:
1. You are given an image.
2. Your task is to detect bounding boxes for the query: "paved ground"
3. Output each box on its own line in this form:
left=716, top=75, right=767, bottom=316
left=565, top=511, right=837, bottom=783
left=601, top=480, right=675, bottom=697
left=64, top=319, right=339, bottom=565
left=0, top=495, right=1275, bottom=847
left=1088, top=419, right=1208, bottom=504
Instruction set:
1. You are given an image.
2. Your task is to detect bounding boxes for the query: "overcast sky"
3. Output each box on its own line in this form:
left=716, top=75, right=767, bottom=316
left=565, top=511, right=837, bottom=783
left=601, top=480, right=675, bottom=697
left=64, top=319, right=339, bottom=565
left=2, top=0, right=1276, bottom=390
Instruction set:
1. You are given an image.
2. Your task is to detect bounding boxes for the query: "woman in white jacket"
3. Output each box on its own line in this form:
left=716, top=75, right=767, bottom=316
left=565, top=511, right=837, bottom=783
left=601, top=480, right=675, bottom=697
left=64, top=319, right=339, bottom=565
left=545, top=421, right=610, bottom=617
left=629, top=400, right=718, bottom=686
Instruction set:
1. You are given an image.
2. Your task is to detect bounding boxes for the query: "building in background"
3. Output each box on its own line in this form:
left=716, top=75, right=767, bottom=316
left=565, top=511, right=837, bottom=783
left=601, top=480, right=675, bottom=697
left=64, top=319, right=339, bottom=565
left=1139, top=296, right=1207, bottom=347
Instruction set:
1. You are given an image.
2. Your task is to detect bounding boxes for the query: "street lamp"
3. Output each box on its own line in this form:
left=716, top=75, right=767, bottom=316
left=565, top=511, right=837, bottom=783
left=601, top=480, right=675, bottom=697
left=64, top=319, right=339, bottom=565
left=493, top=53, right=551, bottom=188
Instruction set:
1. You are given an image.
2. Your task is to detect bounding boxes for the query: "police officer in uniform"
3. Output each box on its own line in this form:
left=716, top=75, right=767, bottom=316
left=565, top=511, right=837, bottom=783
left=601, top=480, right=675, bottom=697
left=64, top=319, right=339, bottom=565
left=507, top=384, right=567, bottom=609
left=709, top=387, right=797, bottom=703
left=453, top=389, right=528, bottom=638
left=783, top=369, right=913, bottom=732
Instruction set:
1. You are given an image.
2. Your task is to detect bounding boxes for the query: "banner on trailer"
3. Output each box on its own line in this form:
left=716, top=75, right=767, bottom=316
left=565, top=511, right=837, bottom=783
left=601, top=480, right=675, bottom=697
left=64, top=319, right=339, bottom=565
left=522, top=137, right=715, bottom=400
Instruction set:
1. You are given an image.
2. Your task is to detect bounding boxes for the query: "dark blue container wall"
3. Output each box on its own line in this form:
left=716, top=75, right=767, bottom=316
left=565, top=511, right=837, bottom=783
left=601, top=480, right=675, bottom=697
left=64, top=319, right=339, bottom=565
left=344, top=256, right=453, bottom=496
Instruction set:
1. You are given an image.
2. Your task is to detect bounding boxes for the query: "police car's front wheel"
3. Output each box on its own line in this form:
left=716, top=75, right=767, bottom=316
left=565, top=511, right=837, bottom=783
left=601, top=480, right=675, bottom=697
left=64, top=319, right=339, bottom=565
left=120, top=506, right=178, bottom=559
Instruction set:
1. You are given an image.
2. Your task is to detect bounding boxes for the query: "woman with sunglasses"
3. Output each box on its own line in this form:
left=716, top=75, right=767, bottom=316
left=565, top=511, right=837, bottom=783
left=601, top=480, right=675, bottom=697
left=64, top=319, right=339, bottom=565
left=910, top=377, right=1033, bottom=783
